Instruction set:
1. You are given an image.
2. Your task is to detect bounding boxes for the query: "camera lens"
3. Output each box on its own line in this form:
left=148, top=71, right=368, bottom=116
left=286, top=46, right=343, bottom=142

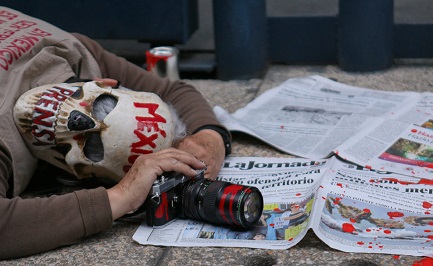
left=182, top=178, right=263, bottom=228
left=243, top=191, right=263, bottom=224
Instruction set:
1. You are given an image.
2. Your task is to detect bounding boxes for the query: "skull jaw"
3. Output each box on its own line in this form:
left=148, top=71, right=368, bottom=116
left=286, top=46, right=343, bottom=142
left=72, top=163, right=122, bottom=184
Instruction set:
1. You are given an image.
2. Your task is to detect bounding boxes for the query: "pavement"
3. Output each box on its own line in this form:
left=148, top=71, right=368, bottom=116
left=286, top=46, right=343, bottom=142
left=2, top=62, right=433, bottom=266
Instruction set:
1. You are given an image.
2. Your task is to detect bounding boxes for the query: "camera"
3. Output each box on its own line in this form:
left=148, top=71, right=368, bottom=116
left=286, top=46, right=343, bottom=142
left=145, top=169, right=264, bottom=228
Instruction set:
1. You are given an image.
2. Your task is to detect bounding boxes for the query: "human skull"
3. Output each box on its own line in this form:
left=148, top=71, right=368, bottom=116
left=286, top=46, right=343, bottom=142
left=14, top=81, right=178, bottom=183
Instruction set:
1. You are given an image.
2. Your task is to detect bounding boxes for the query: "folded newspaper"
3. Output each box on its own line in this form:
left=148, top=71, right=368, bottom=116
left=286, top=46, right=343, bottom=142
left=133, top=76, right=433, bottom=256
left=133, top=156, right=433, bottom=256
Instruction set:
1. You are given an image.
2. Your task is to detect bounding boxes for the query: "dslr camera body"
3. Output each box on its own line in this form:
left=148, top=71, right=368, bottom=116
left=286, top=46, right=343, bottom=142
left=145, top=169, right=263, bottom=228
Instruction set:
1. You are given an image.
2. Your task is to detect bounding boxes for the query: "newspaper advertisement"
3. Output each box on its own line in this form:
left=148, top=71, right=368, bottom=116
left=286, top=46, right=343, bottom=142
left=133, top=157, right=433, bottom=256
left=335, top=118, right=433, bottom=179
left=213, top=75, right=417, bottom=159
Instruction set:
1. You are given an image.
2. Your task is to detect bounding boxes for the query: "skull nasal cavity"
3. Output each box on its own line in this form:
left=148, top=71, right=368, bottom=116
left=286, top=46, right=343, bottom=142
left=68, top=110, right=96, bottom=131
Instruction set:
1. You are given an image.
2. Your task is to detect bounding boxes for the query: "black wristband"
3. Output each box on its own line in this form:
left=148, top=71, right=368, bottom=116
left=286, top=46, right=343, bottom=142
left=194, top=125, right=232, bottom=156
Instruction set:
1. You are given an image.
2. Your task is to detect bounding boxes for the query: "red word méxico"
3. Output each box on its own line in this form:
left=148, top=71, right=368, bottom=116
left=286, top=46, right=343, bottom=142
left=123, top=102, right=167, bottom=173
left=31, top=85, right=78, bottom=145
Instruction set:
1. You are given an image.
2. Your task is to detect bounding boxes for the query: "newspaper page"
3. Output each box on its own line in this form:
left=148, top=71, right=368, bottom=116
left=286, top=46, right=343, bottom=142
left=335, top=118, right=433, bottom=179
left=312, top=157, right=433, bottom=256
left=133, top=156, right=330, bottom=249
left=213, top=75, right=417, bottom=159
left=393, top=93, right=433, bottom=127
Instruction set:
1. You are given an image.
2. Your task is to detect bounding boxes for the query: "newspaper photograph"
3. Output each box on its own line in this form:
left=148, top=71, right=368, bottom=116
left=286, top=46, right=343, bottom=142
left=214, top=75, right=417, bottom=159
left=313, top=158, right=433, bottom=256
left=133, top=157, right=433, bottom=256
left=335, top=118, right=433, bottom=179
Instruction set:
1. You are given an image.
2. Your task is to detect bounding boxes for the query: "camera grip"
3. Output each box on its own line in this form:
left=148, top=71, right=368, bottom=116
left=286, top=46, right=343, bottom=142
left=145, top=190, right=180, bottom=227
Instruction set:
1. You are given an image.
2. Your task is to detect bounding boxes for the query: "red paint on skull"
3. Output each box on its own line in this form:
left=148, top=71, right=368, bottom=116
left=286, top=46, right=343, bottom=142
left=31, top=85, right=77, bottom=146
left=124, top=102, right=168, bottom=172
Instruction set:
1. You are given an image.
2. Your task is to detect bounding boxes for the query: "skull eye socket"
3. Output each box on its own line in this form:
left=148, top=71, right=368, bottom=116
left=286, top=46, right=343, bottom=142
left=83, top=133, right=104, bottom=162
left=71, top=88, right=83, bottom=99
left=83, top=94, right=117, bottom=163
left=79, top=94, right=117, bottom=163
left=68, top=110, right=96, bottom=131
left=93, top=94, right=118, bottom=121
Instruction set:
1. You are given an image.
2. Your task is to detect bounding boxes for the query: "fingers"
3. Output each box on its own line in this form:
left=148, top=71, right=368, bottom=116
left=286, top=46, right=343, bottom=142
left=107, top=148, right=206, bottom=220
left=136, top=148, right=206, bottom=177
left=125, top=148, right=206, bottom=187
left=175, top=130, right=225, bottom=180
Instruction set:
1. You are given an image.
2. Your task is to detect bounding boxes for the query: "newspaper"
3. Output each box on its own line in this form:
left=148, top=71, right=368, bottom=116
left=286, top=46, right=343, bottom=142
left=214, top=75, right=417, bottom=159
left=132, top=76, right=433, bottom=256
left=314, top=157, right=433, bottom=256
left=133, top=156, right=433, bottom=256
left=335, top=118, right=433, bottom=179
left=215, top=75, right=433, bottom=178
left=333, top=88, right=433, bottom=179
left=133, top=157, right=330, bottom=249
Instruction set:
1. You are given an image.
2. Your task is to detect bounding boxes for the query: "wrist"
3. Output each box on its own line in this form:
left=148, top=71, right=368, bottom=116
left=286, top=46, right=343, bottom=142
left=107, top=186, right=130, bottom=220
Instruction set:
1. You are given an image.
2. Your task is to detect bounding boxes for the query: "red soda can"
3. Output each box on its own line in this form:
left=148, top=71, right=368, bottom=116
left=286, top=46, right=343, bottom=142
left=146, top=46, right=180, bottom=81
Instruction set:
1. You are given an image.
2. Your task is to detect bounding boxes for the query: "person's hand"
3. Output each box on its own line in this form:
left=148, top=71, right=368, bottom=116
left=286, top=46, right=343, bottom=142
left=107, top=148, right=206, bottom=220
left=174, top=129, right=225, bottom=180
